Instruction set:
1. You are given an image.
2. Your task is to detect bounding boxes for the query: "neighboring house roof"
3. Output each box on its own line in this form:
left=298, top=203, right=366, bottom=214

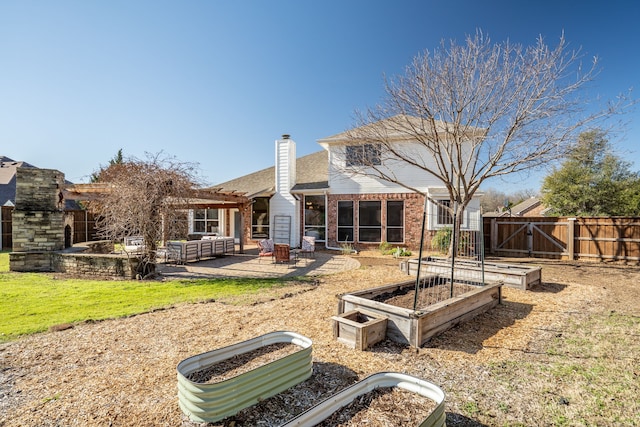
left=211, top=150, right=328, bottom=197
left=486, top=197, right=547, bottom=217
left=0, top=156, right=37, bottom=206
left=0, top=156, right=81, bottom=209
left=511, top=197, right=543, bottom=216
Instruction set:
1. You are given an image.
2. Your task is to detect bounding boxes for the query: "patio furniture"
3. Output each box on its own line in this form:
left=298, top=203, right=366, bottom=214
left=165, top=237, right=235, bottom=264
left=123, top=236, right=145, bottom=253
left=258, top=238, right=274, bottom=263
left=274, top=243, right=297, bottom=267
left=299, top=235, right=316, bottom=258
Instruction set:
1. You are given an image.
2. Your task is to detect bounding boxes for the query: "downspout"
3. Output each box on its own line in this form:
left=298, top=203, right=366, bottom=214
left=322, top=191, right=357, bottom=254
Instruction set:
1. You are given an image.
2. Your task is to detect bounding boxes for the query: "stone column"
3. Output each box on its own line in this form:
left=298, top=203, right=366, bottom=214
left=10, top=168, right=66, bottom=271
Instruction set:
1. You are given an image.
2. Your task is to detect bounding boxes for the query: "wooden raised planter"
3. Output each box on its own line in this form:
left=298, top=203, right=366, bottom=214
left=281, top=372, right=446, bottom=427
left=332, top=309, right=388, bottom=350
left=401, top=257, right=541, bottom=290
left=176, top=331, right=313, bottom=423
left=338, top=279, right=502, bottom=348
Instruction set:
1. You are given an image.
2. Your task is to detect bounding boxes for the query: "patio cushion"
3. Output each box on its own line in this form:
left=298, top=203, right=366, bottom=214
left=259, top=238, right=274, bottom=254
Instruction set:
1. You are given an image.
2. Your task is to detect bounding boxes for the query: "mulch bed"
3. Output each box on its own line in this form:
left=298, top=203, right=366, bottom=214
left=314, top=386, right=438, bottom=426
left=186, top=343, right=300, bottom=383
left=1, top=253, right=639, bottom=426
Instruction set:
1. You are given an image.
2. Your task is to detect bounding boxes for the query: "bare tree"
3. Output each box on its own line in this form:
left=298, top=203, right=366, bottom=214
left=89, top=152, right=200, bottom=277
left=343, top=31, right=633, bottom=224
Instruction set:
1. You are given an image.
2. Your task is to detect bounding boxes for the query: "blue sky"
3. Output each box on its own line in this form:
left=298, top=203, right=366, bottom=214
left=1, top=0, right=639, bottom=193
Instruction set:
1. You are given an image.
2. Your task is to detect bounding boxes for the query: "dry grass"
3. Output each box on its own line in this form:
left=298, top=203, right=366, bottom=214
left=1, top=253, right=639, bottom=426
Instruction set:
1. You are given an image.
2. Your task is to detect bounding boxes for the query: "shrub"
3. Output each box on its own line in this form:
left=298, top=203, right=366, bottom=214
left=431, top=227, right=452, bottom=254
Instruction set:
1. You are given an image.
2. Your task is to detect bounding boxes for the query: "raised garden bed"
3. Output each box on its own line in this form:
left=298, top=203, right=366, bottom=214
left=281, top=371, right=446, bottom=427
left=176, top=331, right=312, bottom=423
left=337, top=278, right=502, bottom=348
left=401, top=257, right=541, bottom=290
left=332, top=309, right=388, bottom=350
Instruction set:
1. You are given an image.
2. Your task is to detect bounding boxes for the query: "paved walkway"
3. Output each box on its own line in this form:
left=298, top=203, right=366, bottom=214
left=157, top=247, right=360, bottom=279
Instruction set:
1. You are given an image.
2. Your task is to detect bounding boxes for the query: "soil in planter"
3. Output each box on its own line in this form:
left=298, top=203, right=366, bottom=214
left=313, top=386, right=438, bottom=427
left=186, top=342, right=300, bottom=383
left=374, top=282, right=481, bottom=310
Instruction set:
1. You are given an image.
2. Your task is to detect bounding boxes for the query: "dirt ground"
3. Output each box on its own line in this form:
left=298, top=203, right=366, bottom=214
left=1, top=252, right=639, bottom=426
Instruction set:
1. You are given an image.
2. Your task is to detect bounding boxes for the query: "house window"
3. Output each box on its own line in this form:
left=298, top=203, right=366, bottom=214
left=251, top=197, right=270, bottom=239
left=337, top=201, right=354, bottom=242
left=386, top=200, right=404, bottom=243
left=193, top=209, right=219, bottom=234
left=345, top=143, right=381, bottom=167
left=359, top=201, right=381, bottom=242
left=436, top=200, right=453, bottom=225
left=304, top=195, right=326, bottom=241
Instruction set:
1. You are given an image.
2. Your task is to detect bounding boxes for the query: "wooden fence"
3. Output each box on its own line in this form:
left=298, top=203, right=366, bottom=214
left=1, top=206, right=12, bottom=251
left=484, top=216, right=640, bottom=262
left=0, top=208, right=98, bottom=251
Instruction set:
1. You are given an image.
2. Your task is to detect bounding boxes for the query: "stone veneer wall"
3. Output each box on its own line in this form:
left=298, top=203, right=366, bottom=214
left=10, top=251, right=139, bottom=279
left=12, top=168, right=65, bottom=253
left=55, top=253, right=138, bottom=279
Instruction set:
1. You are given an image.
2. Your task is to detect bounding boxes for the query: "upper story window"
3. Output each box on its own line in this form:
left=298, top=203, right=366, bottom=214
left=345, top=143, right=381, bottom=167
left=436, top=200, right=453, bottom=226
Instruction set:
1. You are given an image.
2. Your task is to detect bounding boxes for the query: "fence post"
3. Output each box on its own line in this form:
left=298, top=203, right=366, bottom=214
left=527, top=222, right=533, bottom=256
left=567, top=217, right=576, bottom=260
left=490, top=218, right=497, bottom=254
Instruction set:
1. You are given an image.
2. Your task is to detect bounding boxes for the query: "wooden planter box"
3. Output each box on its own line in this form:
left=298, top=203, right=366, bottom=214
left=332, top=310, right=388, bottom=350
left=177, top=331, right=312, bottom=423
left=401, top=257, right=541, bottom=290
left=338, top=279, right=502, bottom=348
left=281, top=372, right=446, bottom=427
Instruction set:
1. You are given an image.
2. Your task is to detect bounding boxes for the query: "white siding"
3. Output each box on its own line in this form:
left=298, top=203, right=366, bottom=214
left=327, top=141, right=446, bottom=194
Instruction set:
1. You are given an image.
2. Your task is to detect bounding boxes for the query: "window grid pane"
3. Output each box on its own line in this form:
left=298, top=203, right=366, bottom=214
left=251, top=197, right=270, bottom=239
left=337, top=201, right=354, bottom=242
left=359, top=201, right=381, bottom=243
left=304, top=195, right=326, bottom=241
left=437, top=200, right=453, bottom=225
left=386, top=201, right=404, bottom=243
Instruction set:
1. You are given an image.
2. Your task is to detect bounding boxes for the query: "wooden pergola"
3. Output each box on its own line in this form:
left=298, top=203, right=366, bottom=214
left=63, top=184, right=251, bottom=252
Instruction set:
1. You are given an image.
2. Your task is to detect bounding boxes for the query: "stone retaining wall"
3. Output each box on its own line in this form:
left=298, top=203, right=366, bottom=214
left=10, top=251, right=139, bottom=279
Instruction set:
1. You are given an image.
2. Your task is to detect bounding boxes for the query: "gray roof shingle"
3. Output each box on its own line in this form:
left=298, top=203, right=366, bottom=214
left=211, top=150, right=328, bottom=196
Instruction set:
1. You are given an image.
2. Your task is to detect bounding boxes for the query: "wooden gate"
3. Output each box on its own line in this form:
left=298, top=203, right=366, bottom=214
left=489, top=217, right=570, bottom=258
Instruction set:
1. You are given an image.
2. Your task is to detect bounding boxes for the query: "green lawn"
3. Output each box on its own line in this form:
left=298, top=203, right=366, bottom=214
left=0, top=252, right=305, bottom=342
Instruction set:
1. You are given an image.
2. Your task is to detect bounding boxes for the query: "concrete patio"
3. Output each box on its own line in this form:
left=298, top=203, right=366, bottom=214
left=157, top=246, right=360, bottom=279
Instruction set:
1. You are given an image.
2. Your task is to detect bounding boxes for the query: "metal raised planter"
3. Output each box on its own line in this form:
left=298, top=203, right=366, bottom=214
left=177, top=331, right=313, bottom=423
left=281, top=371, right=446, bottom=427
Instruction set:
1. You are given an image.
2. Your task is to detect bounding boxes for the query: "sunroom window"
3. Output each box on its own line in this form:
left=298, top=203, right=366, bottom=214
left=304, top=195, right=326, bottom=241
left=386, top=200, right=404, bottom=243
left=251, top=197, right=270, bottom=239
left=359, top=201, right=381, bottom=242
left=337, top=201, right=354, bottom=242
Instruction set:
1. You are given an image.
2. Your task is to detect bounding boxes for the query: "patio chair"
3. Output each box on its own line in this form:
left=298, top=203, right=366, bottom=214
left=274, top=243, right=297, bottom=267
left=299, top=235, right=316, bottom=258
left=258, top=238, right=274, bottom=263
